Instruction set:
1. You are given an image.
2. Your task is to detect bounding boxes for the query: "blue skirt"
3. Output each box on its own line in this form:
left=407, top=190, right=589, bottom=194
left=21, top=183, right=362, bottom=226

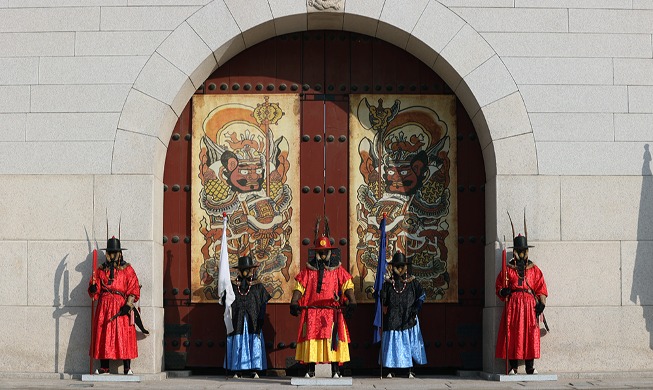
left=224, top=319, right=267, bottom=371
left=380, top=317, right=427, bottom=368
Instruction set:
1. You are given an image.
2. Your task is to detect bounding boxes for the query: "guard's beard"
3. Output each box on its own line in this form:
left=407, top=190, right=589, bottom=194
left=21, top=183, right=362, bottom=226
left=238, top=276, right=251, bottom=292
left=316, top=260, right=326, bottom=293
left=516, top=259, right=526, bottom=278
left=108, top=262, right=115, bottom=285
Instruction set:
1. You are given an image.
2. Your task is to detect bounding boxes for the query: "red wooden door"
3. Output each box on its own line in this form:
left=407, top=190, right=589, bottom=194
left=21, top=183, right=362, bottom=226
left=162, top=31, right=485, bottom=372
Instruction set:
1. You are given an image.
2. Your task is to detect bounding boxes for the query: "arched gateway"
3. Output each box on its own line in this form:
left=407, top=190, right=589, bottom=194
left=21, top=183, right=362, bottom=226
left=114, top=1, right=537, bottom=374
left=163, top=30, right=483, bottom=372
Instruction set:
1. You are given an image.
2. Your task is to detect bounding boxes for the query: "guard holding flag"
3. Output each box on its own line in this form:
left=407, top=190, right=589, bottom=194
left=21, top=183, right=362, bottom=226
left=289, top=217, right=357, bottom=378
left=495, top=215, right=549, bottom=375
left=379, top=251, right=427, bottom=378
left=223, top=255, right=271, bottom=378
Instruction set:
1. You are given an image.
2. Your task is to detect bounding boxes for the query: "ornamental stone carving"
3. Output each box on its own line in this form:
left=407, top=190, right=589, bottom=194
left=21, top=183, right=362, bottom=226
left=308, top=0, right=343, bottom=11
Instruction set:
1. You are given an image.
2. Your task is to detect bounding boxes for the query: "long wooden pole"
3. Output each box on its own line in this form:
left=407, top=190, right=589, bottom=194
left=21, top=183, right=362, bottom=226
left=502, top=238, right=509, bottom=375
left=380, top=213, right=387, bottom=379
left=90, top=249, right=97, bottom=375
left=380, top=295, right=383, bottom=379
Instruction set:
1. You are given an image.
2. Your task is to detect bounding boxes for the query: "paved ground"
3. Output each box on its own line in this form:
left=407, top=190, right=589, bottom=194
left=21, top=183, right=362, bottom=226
left=2, top=373, right=653, bottom=390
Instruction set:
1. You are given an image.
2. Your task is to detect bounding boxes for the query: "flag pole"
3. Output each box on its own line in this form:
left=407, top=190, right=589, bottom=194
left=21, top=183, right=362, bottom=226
left=89, top=248, right=97, bottom=375
left=372, top=213, right=388, bottom=379
left=380, top=251, right=383, bottom=381
left=380, top=213, right=387, bottom=380
left=502, top=236, right=509, bottom=375
left=219, top=212, right=233, bottom=379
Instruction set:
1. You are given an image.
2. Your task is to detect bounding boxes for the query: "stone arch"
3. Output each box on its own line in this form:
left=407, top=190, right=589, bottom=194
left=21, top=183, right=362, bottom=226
left=113, top=0, right=537, bottom=373
left=114, top=0, right=536, bottom=180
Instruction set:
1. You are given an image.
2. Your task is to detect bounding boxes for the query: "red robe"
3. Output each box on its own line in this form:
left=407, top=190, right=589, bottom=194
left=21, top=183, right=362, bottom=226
left=495, top=261, right=548, bottom=360
left=295, top=266, right=351, bottom=346
left=88, top=263, right=141, bottom=360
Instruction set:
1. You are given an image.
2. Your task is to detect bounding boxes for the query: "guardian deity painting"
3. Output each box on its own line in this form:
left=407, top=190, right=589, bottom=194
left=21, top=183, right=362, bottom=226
left=191, top=95, right=301, bottom=303
left=349, top=95, right=458, bottom=302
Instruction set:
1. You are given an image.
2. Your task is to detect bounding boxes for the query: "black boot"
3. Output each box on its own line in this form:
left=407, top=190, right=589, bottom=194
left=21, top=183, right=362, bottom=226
left=509, top=359, right=519, bottom=375
left=304, top=363, right=315, bottom=378
left=95, top=359, right=110, bottom=375
left=331, top=362, right=341, bottom=378
left=525, top=359, right=537, bottom=375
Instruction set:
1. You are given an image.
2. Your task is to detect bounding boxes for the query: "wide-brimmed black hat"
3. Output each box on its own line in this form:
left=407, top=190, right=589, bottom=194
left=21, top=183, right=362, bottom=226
left=388, top=251, right=407, bottom=266
left=510, top=234, right=533, bottom=249
left=232, top=255, right=259, bottom=270
left=102, top=237, right=126, bottom=252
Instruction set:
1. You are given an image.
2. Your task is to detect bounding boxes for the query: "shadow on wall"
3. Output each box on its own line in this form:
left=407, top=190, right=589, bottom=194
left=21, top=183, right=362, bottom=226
left=52, top=252, right=94, bottom=374
left=52, top=229, right=100, bottom=374
left=631, top=144, right=653, bottom=349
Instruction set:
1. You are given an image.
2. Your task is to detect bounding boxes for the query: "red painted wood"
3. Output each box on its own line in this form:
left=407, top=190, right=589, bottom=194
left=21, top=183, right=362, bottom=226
left=276, top=34, right=302, bottom=88
left=185, top=305, right=223, bottom=367
left=270, top=303, right=300, bottom=369
left=324, top=100, right=349, bottom=266
left=162, top=31, right=485, bottom=371
left=163, top=103, right=191, bottom=305
left=350, top=34, right=373, bottom=93
left=444, top=305, right=483, bottom=369
left=343, top=304, right=380, bottom=368
left=423, top=305, right=447, bottom=367
left=396, top=46, right=421, bottom=94
left=325, top=32, right=350, bottom=94
left=300, top=100, right=326, bottom=260
left=302, top=32, right=325, bottom=94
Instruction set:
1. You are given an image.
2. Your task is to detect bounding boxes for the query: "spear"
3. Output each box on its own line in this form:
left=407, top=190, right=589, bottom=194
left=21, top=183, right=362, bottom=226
left=89, top=249, right=97, bottom=375
left=502, top=236, right=509, bottom=375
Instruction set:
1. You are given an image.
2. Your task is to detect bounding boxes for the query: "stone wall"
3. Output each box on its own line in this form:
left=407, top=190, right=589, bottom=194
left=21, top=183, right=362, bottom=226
left=0, top=0, right=651, bottom=375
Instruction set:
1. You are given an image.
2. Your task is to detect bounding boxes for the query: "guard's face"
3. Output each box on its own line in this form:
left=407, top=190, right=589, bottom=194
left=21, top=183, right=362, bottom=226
left=392, top=264, right=407, bottom=276
left=316, top=249, right=331, bottom=262
left=106, top=251, right=121, bottom=263
left=239, top=268, right=253, bottom=278
left=514, top=248, right=529, bottom=261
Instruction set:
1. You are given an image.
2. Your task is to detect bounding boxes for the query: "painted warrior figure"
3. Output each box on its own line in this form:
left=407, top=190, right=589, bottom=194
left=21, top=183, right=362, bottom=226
left=495, top=227, right=548, bottom=375
left=223, top=255, right=272, bottom=378
left=380, top=252, right=427, bottom=378
left=88, top=237, right=147, bottom=375
left=195, top=98, right=296, bottom=302
left=290, top=218, right=357, bottom=378
left=352, top=96, right=457, bottom=302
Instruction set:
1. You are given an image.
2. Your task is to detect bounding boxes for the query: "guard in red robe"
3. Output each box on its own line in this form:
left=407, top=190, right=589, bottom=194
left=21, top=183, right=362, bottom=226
left=88, top=237, right=142, bottom=375
left=290, top=218, right=357, bottom=378
left=495, top=234, right=548, bottom=375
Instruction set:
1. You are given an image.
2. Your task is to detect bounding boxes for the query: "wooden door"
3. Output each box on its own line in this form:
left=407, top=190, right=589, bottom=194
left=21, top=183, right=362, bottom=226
left=162, top=31, right=485, bottom=372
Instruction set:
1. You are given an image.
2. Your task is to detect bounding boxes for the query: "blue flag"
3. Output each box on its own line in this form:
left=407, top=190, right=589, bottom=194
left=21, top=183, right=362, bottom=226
left=373, top=216, right=387, bottom=344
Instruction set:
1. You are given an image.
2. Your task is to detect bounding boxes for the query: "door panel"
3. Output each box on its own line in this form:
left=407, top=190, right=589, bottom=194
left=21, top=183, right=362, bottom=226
left=302, top=32, right=325, bottom=95
left=324, top=100, right=349, bottom=265
left=325, top=32, right=351, bottom=94
left=162, top=31, right=485, bottom=371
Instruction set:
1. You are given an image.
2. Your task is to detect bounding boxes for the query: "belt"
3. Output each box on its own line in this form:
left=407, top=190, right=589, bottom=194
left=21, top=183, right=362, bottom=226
left=101, top=289, right=126, bottom=298
left=512, top=288, right=532, bottom=293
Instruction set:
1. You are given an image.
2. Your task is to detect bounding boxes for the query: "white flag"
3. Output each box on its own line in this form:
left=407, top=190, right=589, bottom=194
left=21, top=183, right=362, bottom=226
left=217, top=216, right=235, bottom=333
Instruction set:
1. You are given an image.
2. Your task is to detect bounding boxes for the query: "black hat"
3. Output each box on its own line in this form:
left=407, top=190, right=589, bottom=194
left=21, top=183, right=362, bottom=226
left=510, top=234, right=533, bottom=249
left=388, top=251, right=407, bottom=266
left=102, top=236, right=126, bottom=252
left=232, top=255, right=259, bottom=270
